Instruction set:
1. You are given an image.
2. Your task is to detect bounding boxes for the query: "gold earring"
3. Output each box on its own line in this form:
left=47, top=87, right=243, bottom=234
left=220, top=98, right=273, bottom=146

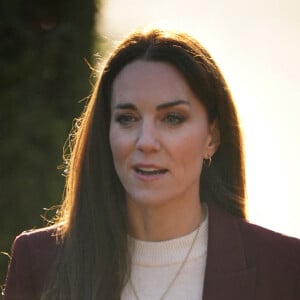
left=203, top=156, right=212, bottom=167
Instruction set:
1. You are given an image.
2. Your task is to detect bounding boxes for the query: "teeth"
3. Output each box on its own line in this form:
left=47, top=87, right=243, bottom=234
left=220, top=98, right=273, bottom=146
left=138, top=168, right=159, bottom=172
left=135, top=167, right=166, bottom=175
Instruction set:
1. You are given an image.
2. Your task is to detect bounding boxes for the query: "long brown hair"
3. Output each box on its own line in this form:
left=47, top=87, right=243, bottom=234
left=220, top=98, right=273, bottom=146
left=42, top=28, right=246, bottom=299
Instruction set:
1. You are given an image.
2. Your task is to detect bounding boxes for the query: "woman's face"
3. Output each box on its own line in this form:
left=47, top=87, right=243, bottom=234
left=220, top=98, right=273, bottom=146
left=109, top=59, right=218, bottom=208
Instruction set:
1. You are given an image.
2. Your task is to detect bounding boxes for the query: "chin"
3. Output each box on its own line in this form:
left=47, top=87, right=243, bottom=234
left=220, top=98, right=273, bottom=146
left=126, top=191, right=173, bottom=207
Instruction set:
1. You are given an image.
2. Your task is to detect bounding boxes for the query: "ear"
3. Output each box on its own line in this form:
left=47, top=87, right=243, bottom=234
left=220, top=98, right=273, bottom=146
left=205, top=120, right=220, bottom=159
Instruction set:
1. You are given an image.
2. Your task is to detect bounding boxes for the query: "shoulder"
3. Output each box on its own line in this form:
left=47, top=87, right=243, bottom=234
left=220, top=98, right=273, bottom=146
left=4, top=226, right=61, bottom=300
left=13, top=225, right=59, bottom=253
left=11, top=225, right=61, bottom=279
left=238, top=219, right=300, bottom=297
left=207, top=201, right=300, bottom=270
left=207, top=202, right=300, bottom=298
left=238, top=218, right=300, bottom=265
left=239, top=218, right=300, bottom=247
left=208, top=201, right=300, bottom=255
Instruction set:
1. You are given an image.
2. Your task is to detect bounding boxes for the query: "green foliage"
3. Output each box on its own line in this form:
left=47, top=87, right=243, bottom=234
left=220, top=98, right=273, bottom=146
left=0, top=0, right=98, bottom=285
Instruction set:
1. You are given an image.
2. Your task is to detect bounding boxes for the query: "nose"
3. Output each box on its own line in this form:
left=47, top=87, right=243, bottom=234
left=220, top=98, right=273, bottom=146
left=136, top=120, right=161, bottom=153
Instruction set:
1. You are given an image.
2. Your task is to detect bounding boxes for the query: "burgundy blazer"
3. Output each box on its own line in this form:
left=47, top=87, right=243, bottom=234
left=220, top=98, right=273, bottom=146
left=4, top=202, right=300, bottom=299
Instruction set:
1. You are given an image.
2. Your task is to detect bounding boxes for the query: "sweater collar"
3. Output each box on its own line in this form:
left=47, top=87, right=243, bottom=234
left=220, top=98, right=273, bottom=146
left=129, top=212, right=208, bottom=266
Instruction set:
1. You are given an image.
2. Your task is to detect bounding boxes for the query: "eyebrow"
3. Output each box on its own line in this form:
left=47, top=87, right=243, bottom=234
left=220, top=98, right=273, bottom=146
left=156, top=100, right=191, bottom=110
left=113, top=100, right=191, bottom=110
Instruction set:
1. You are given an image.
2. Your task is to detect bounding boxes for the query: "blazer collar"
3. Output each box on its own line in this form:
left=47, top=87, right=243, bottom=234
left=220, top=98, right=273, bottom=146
left=203, top=202, right=256, bottom=300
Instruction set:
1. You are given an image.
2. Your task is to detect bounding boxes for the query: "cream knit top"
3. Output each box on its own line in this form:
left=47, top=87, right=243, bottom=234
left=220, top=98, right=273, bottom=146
left=121, top=212, right=208, bottom=300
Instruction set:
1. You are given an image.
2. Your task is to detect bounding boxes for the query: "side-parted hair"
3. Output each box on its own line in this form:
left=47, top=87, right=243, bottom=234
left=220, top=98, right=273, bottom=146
left=42, top=28, right=246, bottom=300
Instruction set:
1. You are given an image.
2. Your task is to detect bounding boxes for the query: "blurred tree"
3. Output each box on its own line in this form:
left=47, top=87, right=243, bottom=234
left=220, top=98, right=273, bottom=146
left=0, top=0, right=99, bottom=286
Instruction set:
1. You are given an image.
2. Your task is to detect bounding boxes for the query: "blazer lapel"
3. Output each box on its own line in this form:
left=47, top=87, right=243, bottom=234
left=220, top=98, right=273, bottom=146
left=203, top=202, right=256, bottom=300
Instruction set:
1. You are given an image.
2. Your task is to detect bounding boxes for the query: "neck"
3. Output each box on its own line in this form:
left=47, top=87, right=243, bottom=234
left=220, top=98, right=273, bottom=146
left=126, top=196, right=203, bottom=241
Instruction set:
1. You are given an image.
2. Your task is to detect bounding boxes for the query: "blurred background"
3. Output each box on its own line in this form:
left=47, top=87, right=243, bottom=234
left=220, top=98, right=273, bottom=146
left=1, top=0, right=300, bottom=288
left=0, top=0, right=98, bottom=288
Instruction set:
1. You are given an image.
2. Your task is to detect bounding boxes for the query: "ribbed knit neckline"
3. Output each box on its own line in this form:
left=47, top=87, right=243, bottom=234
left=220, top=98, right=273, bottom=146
left=128, top=209, right=208, bottom=267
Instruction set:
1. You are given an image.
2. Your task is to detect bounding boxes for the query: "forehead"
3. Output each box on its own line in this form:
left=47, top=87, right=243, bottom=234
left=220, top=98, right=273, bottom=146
left=111, top=59, right=196, bottom=106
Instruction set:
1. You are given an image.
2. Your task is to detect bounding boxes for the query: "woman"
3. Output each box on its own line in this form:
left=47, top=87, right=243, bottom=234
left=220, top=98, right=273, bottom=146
left=4, top=28, right=300, bottom=300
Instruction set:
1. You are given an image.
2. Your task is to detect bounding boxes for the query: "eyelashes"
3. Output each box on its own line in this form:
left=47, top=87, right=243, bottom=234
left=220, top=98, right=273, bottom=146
left=163, top=112, right=187, bottom=125
left=114, top=112, right=187, bottom=127
left=115, top=114, right=138, bottom=126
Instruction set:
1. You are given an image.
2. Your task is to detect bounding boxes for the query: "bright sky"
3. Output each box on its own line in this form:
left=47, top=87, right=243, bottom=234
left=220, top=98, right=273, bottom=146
left=99, top=0, right=300, bottom=238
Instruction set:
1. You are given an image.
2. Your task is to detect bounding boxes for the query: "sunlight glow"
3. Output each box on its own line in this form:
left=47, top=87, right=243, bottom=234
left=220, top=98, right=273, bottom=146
left=100, top=0, right=300, bottom=238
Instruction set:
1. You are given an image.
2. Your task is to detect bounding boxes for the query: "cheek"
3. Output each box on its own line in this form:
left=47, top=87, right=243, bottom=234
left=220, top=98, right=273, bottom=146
left=174, top=130, right=208, bottom=158
left=109, top=128, right=132, bottom=166
left=182, top=139, right=204, bottom=166
left=172, top=131, right=208, bottom=172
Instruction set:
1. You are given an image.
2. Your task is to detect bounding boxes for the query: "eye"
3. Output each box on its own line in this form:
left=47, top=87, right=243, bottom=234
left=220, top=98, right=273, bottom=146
left=115, top=114, right=138, bottom=126
left=164, top=112, right=186, bottom=125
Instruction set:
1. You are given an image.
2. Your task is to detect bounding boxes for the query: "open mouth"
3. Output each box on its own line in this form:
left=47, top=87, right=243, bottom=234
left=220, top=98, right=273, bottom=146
left=134, top=167, right=168, bottom=176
